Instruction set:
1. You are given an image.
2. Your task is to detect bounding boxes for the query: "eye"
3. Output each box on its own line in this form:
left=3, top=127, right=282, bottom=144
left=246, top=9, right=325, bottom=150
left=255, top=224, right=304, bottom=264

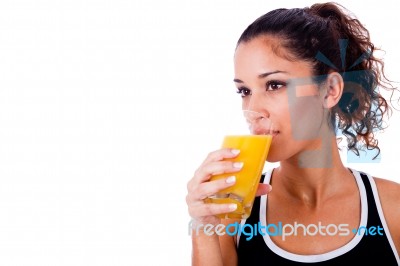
left=266, top=80, right=286, bottom=91
left=236, top=87, right=252, bottom=97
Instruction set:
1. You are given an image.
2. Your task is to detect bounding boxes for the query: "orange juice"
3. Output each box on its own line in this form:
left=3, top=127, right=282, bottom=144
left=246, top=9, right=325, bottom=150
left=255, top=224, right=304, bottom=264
left=206, top=135, right=272, bottom=219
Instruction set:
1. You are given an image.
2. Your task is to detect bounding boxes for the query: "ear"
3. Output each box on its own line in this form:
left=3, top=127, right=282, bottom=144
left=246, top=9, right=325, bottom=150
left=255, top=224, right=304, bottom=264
left=322, top=72, right=344, bottom=109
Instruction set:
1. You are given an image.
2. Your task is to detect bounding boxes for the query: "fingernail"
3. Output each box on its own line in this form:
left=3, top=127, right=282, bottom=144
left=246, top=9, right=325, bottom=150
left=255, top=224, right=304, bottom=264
left=233, top=162, right=244, bottom=169
left=228, top=204, right=237, bottom=211
left=226, top=176, right=236, bottom=184
left=268, top=184, right=272, bottom=192
left=231, top=149, right=240, bottom=155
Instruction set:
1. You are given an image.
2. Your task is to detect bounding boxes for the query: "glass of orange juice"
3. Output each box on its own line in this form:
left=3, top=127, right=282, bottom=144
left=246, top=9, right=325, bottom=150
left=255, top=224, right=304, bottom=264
left=205, top=110, right=274, bottom=219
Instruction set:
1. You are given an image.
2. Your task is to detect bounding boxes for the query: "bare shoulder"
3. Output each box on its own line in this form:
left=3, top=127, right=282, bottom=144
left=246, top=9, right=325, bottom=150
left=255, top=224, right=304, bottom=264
left=373, top=177, right=400, bottom=206
left=373, top=177, right=400, bottom=253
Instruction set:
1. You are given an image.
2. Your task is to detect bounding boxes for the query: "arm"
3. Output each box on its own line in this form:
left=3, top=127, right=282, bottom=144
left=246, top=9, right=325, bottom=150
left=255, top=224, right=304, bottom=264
left=191, top=218, right=239, bottom=266
left=187, top=148, right=242, bottom=266
left=187, top=149, right=272, bottom=265
left=192, top=231, right=225, bottom=266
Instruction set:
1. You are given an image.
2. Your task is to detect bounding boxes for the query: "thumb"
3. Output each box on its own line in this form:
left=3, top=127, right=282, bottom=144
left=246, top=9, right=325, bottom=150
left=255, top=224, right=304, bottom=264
left=255, top=183, right=272, bottom=197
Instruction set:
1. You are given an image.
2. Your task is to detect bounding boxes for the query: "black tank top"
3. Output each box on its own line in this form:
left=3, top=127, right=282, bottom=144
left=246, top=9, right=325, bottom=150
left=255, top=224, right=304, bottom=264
left=237, top=169, right=399, bottom=265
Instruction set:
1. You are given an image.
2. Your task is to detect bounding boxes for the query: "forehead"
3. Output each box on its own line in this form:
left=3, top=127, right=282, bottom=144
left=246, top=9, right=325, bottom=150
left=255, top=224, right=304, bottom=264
left=234, top=36, right=313, bottom=78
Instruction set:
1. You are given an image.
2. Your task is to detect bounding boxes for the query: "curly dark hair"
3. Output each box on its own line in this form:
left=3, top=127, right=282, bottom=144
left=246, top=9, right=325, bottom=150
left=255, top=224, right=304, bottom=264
left=237, top=2, right=397, bottom=159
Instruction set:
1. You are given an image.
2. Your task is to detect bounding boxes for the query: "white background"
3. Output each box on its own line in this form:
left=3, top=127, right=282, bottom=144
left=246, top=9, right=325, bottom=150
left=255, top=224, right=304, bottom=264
left=0, top=0, right=399, bottom=265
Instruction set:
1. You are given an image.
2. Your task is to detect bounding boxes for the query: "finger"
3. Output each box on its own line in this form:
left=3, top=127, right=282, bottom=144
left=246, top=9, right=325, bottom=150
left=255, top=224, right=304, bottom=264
left=189, top=202, right=238, bottom=218
left=187, top=171, right=237, bottom=199
left=195, top=175, right=237, bottom=200
left=194, top=161, right=244, bottom=183
left=255, top=183, right=272, bottom=197
left=202, top=148, right=241, bottom=165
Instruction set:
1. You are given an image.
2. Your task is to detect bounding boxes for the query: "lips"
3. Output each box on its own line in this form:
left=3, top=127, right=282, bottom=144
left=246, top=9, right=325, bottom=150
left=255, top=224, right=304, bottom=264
left=271, top=130, right=280, bottom=137
left=247, top=123, right=279, bottom=136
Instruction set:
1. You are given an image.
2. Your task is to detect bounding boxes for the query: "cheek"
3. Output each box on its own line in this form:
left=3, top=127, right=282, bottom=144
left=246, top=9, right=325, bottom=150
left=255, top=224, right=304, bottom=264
left=289, top=97, right=325, bottom=140
left=266, top=96, right=325, bottom=162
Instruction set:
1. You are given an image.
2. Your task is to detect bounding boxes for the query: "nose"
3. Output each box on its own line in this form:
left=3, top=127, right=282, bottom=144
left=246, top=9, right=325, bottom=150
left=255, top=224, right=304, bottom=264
left=243, top=110, right=273, bottom=135
left=243, top=93, right=270, bottom=119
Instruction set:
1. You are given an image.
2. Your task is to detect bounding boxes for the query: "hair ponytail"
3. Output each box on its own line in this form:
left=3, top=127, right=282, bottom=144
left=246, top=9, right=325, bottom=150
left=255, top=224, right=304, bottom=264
left=309, top=3, right=390, bottom=158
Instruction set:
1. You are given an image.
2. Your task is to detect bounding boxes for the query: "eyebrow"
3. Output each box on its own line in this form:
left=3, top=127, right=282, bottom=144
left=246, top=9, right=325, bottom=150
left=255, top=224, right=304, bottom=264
left=234, top=70, right=287, bottom=83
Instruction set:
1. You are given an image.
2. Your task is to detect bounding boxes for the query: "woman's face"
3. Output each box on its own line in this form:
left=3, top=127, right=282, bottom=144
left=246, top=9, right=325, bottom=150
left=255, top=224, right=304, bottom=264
left=234, top=36, right=329, bottom=163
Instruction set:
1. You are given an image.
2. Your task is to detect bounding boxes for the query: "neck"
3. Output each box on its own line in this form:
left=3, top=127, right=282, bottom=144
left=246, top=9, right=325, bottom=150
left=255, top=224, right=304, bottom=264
left=273, top=135, right=353, bottom=209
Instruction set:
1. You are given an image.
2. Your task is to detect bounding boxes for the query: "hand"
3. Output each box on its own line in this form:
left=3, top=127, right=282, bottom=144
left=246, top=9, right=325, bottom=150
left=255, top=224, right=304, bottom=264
left=186, top=148, right=272, bottom=225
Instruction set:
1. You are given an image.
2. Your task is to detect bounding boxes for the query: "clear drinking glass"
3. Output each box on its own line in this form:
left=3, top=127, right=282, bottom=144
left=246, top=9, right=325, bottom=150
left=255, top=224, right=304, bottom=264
left=205, top=110, right=274, bottom=219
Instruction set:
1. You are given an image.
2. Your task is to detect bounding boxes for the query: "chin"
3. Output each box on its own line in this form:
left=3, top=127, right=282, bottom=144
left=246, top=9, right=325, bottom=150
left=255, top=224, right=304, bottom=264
left=266, top=149, right=280, bottom=163
left=266, top=157, right=280, bottom=164
left=266, top=144, right=290, bottom=163
left=266, top=158, right=280, bottom=163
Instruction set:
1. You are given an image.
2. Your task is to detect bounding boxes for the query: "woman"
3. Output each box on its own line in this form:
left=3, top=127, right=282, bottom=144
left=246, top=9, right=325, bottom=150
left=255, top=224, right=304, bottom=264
left=186, top=2, right=400, bottom=265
